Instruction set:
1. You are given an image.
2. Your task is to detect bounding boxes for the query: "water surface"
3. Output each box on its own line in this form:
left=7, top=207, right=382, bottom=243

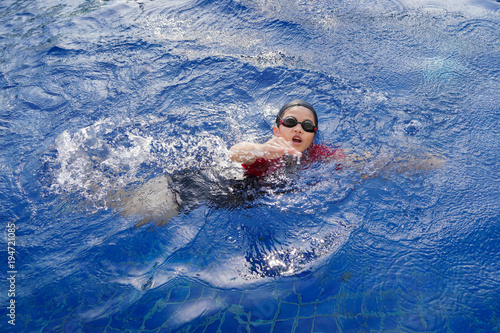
left=0, top=0, right=499, bottom=332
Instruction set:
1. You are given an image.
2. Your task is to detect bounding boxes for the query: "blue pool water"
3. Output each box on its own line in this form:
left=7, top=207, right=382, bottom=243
left=1, top=0, right=499, bottom=332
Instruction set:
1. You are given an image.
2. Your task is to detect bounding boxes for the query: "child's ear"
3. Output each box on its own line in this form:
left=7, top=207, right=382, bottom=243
left=273, top=126, right=281, bottom=137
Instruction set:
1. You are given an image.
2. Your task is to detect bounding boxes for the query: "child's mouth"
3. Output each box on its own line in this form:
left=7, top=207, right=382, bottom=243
left=292, top=137, right=302, bottom=144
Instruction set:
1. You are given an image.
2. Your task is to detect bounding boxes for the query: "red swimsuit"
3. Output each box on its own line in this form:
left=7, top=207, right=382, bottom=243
left=242, top=143, right=345, bottom=178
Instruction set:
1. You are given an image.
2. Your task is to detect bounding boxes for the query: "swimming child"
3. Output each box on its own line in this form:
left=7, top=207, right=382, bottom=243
left=119, top=99, right=444, bottom=227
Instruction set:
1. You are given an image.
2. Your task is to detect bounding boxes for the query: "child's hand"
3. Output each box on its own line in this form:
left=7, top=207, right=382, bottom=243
left=229, top=138, right=302, bottom=165
left=260, top=137, right=302, bottom=160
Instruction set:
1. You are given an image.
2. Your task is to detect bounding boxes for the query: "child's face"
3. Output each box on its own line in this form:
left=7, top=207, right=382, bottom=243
left=273, top=106, right=316, bottom=152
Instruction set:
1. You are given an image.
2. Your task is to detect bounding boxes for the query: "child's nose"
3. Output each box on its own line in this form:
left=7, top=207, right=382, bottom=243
left=293, top=125, right=303, bottom=132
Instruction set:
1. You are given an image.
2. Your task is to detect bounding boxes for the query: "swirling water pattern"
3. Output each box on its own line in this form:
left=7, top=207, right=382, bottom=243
left=0, top=0, right=499, bottom=332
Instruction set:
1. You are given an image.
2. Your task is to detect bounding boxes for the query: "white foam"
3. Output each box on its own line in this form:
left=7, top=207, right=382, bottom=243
left=48, top=116, right=234, bottom=209
left=50, top=119, right=153, bottom=201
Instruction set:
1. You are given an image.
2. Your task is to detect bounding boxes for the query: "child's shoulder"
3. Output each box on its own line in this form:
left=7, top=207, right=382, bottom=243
left=307, top=143, right=345, bottom=160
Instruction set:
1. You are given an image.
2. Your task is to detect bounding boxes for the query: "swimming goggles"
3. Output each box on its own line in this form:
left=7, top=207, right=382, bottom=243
left=278, top=116, right=317, bottom=133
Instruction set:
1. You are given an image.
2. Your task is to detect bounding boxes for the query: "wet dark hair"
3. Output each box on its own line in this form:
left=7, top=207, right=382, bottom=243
left=275, top=99, right=318, bottom=129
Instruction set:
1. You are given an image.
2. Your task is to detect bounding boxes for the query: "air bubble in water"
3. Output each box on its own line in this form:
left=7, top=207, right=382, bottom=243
left=225, top=235, right=237, bottom=244
left=404, top=120, right=422, bottom=136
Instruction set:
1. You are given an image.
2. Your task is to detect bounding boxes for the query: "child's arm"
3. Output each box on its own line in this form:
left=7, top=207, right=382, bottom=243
left=340, top=149, right=445, bottom=178
left=229, top=137, right=302, bottom=165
